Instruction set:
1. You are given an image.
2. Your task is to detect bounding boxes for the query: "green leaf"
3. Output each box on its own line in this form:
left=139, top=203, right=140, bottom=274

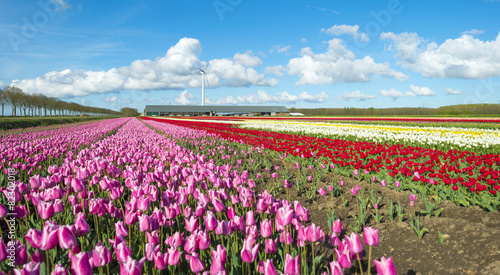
left=438, top=230, right=445, bottom=244
left=314, top=254, right=324, bottom=265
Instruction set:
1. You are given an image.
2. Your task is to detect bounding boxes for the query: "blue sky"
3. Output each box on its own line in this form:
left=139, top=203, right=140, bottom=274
left=1, top=0, right=500, bottom=113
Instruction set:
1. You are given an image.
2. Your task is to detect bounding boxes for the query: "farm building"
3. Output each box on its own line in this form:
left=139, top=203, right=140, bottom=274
left=144, top=105, right=290, bottom=116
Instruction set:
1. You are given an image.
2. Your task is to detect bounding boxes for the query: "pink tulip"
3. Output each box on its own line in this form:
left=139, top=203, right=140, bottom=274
left=260, top=219, right=273, bottom=238
left=264, top=238, right=278, bottom=254
left=211, top=245, right=227, bottom=274
left=187, top=253, right=205, bottom=273
left=317, top=187, right=326, bottom=196
left=71, top=252, right=93, bottom=275
left=166, top=232, right=184, bottom=248
left=37, top=201, right=54, bottom=220
left=350, top=188, right=357, bottom=196
left=212, top=197, right=225, bottom=213
left=215, top=220, right=232, bottom=236
left=167, top=247, right=181, bottom=265
left=147, top=231, right=160, bottom=245
left=54, top=199, right=64, bottom=213
left=92, top=242, right=112, bottom=267
left=331, top=219, right=342, bottom=234
left=39, top=223, right=59, bottom=251
left=145, top=243, right=160, bottom=261
left=0, top=204, right=7, bottom=219
left=14, top=261, right=40, bottom=275
left=329, top=260, right=344, bottom=275
left=0, top=239, right=7, bottom=262
left=153, top=251, right=167, bottom=270
left=353, top=169, right=359, bottom=177
left=305, top=223, right=323, bottom=242
left=74, top=213, right=91, bottom=236
left=138, top=214, right=152, bottom=232
left=363, top=227, right=379, bottom=247
left=394, top=181, right=400, bottom=188
left=120, top=256, right=146, bottom=275
left=115, top=242, right=132, bottom=263
left=276, top=207, right=293, bottom=227
left=115, top=221, right=129, bottom=237
left=246, top=211, right=255, bottom=226
left=280, top=230, right=293, bottom=245
left=183, top=234, right=199, bottom=254
left=51, top=264, right=69, bottom=275
left=284, top=254, right=300, bottom=275
left=25, top=229, right=42, bottom=249
left=241, top=237, right=259, bottom=263
left=184, top=215, right=198, bottom=232
left=329, top=233, right=341, bottom=247
left=227, top=207, right=236, bottom=219
left=204, top=211, right=218, bottom=231
left=335, top=248, right=352, bottom=269
left=373, top=256, right=397, bottom=275
left=380, top=180, right=387, bottom=187
left=197, top=230, right=210, bottom=250
left=345, top=232, right=363, bottom=255
left=262, top=259, right=278, bottom=275
left=58, top=225, right=77, bottom=250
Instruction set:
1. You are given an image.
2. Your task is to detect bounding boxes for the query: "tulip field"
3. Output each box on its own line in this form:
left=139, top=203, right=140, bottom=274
left=1, top=116, right=500, bottom=274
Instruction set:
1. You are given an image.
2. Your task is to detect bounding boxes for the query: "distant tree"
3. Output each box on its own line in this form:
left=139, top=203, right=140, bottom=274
left=0, top=88, right=7, bottom=116
left=4, top=86, right=24, bottom=116
left=120, top=107, right=140, bottom=117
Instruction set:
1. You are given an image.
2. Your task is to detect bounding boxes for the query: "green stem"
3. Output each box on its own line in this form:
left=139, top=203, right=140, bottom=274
left=357, top=252, right=364, bottom=275
left=368, top=246, right=372, bottom=275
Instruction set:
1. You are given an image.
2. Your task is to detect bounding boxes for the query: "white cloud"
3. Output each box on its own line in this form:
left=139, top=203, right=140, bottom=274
left=409, top=85, right=434, bottom=96
left=336, top=90, right=376, bottom=101
left=380, top=85, right=435, bottom=99
left=270, top=45, right=291, bottom=54
left=461, top=29, right=485, bottom=36
left=233, top=51, right=262, bottom=67
left=11, top=38, right=277, bottom=98
left=105, top=96, right=117, bottom=103
left=381, top=31, right=500, bottom=79
left=206, top=95, right=239, bottom=105
left=51, top=0, right=72, bottom=11
left=0, top=81, right=5, bottom=88
left=174, top=90, right=195, bottom=105
left=379, top=88, right=410, bottom=99
left=301, top=38, right=307, bottom=43
left=321, top=24, right=369, bottom=42
left=122, top=96, right=133, bottom=104
left=287, top=38, right=407, bottom=86
left=230, top=90, right=328, bottom=104
left=264, top=65, right=286, bottom=77
left=445, top=88, right=464, bottom=95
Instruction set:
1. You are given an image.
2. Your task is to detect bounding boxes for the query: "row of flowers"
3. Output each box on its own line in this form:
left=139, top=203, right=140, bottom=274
left=185, top=116, right=500, bottom=124
left=142, top=118, right=500, bottom=211
left=174, top=118, right=500, bottom=150
left=0, top=117, right=396, bottom=274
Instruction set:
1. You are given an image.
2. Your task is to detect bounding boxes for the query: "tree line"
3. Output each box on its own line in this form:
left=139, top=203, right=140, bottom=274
left=0, top=86, right=122, bottom=117
left=290, top=104, right=500, bottom=116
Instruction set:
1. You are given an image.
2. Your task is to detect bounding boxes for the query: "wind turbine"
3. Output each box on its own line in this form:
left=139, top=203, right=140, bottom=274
left=197, top=64, right=209, bottom=106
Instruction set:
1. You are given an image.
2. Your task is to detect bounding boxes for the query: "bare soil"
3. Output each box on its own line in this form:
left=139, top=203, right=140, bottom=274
left=257, top=158, right=500, bottom=275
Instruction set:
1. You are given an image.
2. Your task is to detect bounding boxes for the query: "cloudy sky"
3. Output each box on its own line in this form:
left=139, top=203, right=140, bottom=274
left=1, top=0, right=500, bottom=112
